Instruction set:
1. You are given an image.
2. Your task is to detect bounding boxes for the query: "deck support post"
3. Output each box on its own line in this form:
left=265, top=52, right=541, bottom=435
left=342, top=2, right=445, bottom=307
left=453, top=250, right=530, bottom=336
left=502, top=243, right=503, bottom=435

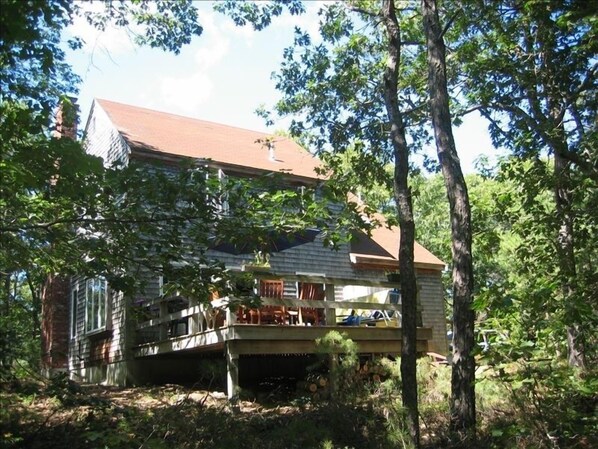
left=226, top=342, right=239, bottom=403
left=325, top=284, right=336, bottom=325
left=329, top=353, right=339, bottom=399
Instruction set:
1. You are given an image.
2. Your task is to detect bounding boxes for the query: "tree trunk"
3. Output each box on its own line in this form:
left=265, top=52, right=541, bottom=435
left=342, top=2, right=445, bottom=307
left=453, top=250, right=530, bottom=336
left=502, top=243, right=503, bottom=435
left=1, top=274, right=11, bottom=371
left=27, top=272, right=43, bottom=346
left=381, top=1, right=419, bottom=446
left=554, top=149, right=585, bottom=368
left=538, top=6, right=586, bottom=368
left=421, top=0, right=476, bottom=443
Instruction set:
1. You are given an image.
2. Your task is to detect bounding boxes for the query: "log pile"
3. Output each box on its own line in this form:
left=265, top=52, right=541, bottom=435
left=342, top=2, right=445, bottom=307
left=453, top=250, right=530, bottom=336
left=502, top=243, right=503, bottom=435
left=297, top=374, right=330, bottom=400
left=297, top=358, right=391, bottom=401
left=356, top=359, right=388, bottom=384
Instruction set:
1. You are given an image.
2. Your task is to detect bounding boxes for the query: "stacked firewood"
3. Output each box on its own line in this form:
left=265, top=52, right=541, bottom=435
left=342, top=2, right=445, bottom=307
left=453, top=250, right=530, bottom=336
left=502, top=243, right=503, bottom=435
left=354, top=359, right=390, bottom=384
left=297, top=374, right=330, bottom=400
left=297, top=359, right=390, bottom=401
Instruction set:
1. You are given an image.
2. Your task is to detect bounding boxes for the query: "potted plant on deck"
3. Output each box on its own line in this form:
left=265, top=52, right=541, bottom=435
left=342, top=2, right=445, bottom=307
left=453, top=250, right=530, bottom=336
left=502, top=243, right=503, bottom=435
left=242, top=251, right=271, bottom=274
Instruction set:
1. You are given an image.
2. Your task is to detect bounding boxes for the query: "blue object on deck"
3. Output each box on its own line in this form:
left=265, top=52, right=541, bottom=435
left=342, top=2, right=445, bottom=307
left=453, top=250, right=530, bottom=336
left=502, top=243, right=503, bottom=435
left=341, top=310, right=361, bottom=326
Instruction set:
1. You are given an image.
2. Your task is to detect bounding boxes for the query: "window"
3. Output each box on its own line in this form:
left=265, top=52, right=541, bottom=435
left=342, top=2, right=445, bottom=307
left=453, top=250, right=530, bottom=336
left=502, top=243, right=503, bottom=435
left=216, top=168, right=229, bottom=214
left=70, top=285, right=78, bottom=338
left=298, top=282, right=325, bottom=300
left=202, top=167, right=229, bottom=215
left=159, top=275, right=166, bottom=297
left=85, top=278, right=107, bottom=333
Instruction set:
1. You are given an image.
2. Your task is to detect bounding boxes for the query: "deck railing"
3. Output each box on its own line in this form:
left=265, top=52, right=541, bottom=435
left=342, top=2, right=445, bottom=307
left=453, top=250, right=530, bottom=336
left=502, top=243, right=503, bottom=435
left=134, top=295, right=404, bottom=345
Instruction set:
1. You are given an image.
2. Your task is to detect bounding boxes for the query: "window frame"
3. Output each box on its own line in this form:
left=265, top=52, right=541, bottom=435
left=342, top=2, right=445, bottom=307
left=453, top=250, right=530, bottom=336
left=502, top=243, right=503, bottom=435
left=70, top=283, right=78, bottom=339
left=85, top=277, right=108, bottom=334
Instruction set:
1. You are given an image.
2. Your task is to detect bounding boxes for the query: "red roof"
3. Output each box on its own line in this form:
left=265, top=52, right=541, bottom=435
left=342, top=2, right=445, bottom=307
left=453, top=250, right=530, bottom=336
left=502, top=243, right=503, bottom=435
left=351, top=225, right=446, bottom=270
left=95, top=99, right=323, bottom=180
left=348, top=196, right=445, bottom=270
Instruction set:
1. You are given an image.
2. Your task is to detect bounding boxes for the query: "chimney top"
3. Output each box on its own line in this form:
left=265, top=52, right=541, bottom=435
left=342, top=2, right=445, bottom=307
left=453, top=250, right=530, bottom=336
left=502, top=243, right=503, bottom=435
left=268, top=141, right=276, bottom=161
left=54, top=97, right=79, bottom=140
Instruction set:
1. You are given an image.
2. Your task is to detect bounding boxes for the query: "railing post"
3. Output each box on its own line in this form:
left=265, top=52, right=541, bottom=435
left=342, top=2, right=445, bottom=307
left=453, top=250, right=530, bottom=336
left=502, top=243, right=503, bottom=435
left=226, top=305, right=236, bottom=326
left=325, top=284, right=336, bottom=325
left=159, top=300, right=169, bottom=340
left=189, top=297, right=199, bottom=334
left=200, top=304, right=209, bottom=331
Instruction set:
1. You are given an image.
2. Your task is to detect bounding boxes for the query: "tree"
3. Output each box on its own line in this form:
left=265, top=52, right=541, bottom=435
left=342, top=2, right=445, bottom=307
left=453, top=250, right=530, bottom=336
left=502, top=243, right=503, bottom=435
left=411, top=159, right=598, bottom=445
left=457, top=0, right=597, bottom=368
left=420, top=0, right=475, bottom=441
left=380, top=1, right=420, bottom=443
left=1, top=0, right=204, bottom=286
left=216, top=1, right=434, bottom=445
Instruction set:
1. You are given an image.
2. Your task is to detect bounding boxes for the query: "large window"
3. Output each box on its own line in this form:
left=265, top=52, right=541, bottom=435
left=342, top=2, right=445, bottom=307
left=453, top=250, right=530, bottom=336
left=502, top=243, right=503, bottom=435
left=85, top=278, right=107, bottom=333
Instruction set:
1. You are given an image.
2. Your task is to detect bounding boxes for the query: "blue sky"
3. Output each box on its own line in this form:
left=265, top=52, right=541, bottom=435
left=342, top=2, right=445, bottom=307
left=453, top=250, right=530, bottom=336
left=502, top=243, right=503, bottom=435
left=65, top=1, right=500, bottom=173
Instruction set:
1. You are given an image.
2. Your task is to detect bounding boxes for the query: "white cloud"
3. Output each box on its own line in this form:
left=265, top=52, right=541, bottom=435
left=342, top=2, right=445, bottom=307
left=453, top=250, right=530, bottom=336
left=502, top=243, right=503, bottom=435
left=222, top=18, right=257, bottom=47
left=156, top=9, right=232, bottom=114
left=160, top=71, right=214, bottom=114
left=269, top=0, right=333, bottom=42
left=194, top=37, right=230, bottom=69
left=67, top=4, right=136, bottom=56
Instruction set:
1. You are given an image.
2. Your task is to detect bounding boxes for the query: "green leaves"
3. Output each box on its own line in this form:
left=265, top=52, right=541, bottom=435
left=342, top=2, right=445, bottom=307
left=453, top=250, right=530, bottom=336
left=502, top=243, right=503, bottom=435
left=214, top=0, right=305, bottom=31
left=1, top=0, right=206, bottom=287
left=456, top=0, right=597, bottom=181
left=82, top=0, right=203, bottom=54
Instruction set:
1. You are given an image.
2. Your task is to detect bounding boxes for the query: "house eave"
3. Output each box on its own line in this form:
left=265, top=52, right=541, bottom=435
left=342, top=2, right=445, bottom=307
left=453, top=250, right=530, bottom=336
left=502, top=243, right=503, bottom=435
left=349, top=253, right=445, bottom=272
left=129, top=145, right=322, bottom=186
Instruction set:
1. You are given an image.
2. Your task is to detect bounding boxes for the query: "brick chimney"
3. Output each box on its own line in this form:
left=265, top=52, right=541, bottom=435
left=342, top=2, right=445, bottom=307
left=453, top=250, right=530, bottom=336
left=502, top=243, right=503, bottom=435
left=54, top=97, right=79, bottom=140
left=40, top=275, right=70, bottom=374
left=40, top=97, right=79, bottom=376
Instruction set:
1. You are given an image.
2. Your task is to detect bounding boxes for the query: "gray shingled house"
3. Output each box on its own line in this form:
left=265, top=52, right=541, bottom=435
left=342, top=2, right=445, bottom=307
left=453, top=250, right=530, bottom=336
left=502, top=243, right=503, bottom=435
left=47, top=99, right=447, bottom=395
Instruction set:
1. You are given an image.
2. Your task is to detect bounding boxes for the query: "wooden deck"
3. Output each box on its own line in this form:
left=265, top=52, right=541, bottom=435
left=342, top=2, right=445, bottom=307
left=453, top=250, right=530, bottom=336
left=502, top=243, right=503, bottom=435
left=134, top=323, right=432, bottom=358
left=133, top=294, right=432, bottom=399
left=133, top=294, right=431, bottom=358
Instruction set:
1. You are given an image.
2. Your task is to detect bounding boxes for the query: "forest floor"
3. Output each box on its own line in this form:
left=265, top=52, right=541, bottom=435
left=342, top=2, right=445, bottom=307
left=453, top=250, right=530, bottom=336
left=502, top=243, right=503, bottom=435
left=3, top=382, right=407, bottom=449
left=2, top=362, right=596, bottom=449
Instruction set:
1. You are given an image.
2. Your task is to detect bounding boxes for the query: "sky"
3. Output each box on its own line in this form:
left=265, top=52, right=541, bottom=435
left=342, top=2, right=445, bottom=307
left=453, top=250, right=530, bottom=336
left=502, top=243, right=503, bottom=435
left=65, top=1, right=501, bottom=174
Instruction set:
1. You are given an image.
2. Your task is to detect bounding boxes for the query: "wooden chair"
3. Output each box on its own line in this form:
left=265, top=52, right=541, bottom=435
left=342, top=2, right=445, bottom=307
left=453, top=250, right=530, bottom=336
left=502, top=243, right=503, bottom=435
left=258, top=280, right=286, bottom=324
left=299, top=283, right=324, bottom=325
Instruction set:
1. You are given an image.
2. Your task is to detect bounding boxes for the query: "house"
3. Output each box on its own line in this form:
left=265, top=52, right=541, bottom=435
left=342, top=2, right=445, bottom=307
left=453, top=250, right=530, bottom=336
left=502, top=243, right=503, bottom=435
left=42, top=99, right=447, bottom=394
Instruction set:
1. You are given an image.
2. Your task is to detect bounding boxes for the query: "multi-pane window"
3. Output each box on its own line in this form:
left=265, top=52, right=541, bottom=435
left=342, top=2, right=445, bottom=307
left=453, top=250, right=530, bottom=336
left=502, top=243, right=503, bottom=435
left=85, top=278, right=107, bottom=333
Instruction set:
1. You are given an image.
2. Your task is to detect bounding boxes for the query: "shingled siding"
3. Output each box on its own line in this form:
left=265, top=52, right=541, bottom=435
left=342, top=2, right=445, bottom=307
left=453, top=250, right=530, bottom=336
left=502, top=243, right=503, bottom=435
left=84, top=101, right=129, bottom=167
left=65, top=102, right=133, bottom=383
left=417, top=270, right=447, bottom=354
left=105, top=289, right=128, bottom=384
